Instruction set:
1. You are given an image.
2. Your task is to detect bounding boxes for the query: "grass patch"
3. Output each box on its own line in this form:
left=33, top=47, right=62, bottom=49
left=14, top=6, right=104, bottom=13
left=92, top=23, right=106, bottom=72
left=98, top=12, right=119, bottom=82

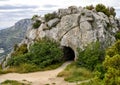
left=1, top=80, right=31, bottom=85
left=78, top=78, right=103, bottom=85
left=0, top=62, right=63, bottom=74
left=57, top=62, right=93, bottom=82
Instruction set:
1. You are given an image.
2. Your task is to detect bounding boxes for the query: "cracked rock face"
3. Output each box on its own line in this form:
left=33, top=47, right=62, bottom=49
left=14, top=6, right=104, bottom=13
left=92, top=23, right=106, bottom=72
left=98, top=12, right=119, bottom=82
left=25, top=6, right=119, bottom=60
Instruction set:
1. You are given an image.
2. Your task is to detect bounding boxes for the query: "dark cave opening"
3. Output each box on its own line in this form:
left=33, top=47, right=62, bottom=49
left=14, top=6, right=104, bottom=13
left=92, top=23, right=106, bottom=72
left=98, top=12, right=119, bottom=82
left=63, top=46, right=75, bottom=61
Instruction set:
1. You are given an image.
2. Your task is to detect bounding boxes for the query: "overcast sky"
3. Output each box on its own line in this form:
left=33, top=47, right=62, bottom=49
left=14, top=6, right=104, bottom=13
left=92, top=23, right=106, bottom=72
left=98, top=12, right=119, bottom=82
left=0, top=0, right=120, bottom=29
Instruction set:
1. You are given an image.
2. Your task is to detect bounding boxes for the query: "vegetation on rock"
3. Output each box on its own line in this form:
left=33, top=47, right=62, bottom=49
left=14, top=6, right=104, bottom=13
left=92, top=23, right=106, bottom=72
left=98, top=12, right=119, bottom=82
left=85, top=4, right=116, bottom=17
left=6, top=39, right=63, bottom=73
left=32, top=20, right=41, bottom=29
left=44, top=12, right=58, bottom=22
left=95, top=4, right=116, bottom=17
left=31, top=15, right=39, bottom=20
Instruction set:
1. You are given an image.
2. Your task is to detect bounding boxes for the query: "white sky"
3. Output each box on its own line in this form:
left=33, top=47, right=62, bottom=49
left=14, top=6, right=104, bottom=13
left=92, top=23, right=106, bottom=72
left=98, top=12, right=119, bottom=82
left=0, top=0, right=120, bottom=29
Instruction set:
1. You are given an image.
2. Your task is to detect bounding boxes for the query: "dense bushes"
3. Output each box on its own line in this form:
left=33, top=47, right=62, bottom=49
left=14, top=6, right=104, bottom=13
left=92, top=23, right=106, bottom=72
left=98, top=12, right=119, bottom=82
left=77, top=41, right=105, bottom=70
left=75, top=40, right=120, bottom=84
left=7, top=39, right=63, bottom=72
left=95, top=4, right=116, bottom=17
left=103, top=55, right=120, bottom=85
left=29, top=39, right=63, bottom=68
left=102, top=40, right=120, bottom=85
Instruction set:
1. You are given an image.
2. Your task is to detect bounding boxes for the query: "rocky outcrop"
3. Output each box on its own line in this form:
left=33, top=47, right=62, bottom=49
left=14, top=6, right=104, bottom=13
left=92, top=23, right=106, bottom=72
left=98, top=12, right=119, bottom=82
left=2, top=6, right=120, bottom=66
left=22, top=6, right=120, bottom=60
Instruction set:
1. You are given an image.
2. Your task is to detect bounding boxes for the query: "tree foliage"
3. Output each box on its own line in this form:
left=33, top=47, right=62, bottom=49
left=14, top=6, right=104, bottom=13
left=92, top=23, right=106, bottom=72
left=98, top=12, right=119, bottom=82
left=77, top=41, right=105, bottom=70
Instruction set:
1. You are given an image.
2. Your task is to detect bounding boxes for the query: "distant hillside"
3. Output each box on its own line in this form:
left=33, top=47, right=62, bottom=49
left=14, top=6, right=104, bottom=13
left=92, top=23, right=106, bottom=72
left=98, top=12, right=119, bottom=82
left=0, top=19, right=32, bottom=61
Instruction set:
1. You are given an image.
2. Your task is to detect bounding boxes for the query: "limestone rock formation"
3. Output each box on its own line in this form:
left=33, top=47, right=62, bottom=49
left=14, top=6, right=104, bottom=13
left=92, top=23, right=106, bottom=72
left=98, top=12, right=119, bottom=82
left=24, top=6, right=120, bottom=60
left=2, top=6, right=120, bottom=67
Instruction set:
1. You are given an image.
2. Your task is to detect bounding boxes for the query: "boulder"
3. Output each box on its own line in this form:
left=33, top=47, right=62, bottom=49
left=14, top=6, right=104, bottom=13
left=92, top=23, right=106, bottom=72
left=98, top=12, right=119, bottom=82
left=47, top=18, right=60, bottom=28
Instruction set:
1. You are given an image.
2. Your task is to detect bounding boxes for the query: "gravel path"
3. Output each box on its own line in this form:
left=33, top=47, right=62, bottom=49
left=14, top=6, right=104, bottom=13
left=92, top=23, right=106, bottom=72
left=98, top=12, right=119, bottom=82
left=0, top=61, right=77, bottom=85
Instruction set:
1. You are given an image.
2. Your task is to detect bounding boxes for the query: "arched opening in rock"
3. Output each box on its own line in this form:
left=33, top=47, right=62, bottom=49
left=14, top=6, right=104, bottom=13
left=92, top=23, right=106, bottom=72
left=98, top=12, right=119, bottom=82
left=63, top=46, right=75, bottom=61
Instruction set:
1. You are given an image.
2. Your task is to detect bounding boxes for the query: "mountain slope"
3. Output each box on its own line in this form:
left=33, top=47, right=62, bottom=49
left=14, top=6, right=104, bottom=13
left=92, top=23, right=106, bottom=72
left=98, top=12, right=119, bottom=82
left=0, top=19, right=32, bottom=60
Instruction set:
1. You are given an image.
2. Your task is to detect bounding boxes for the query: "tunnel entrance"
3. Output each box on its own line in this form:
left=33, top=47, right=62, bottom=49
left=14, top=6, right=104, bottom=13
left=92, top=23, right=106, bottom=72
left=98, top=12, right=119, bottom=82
left=63, top=46, right=75, bottom=61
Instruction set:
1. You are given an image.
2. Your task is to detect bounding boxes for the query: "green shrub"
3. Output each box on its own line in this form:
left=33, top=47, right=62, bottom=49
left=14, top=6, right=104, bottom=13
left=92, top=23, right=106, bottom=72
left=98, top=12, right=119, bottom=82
left=32, top=20, right=41, bottom=29
left=44, top=12, right=58, bottom=22
left=95, top=40, right=120, bottom=85
left=106, top=40, right=120, bottom=57
left=32, top=15, right=38, bottom=20
left=77, top=41, right=105, bottom=70
left=6, top=39, right=63, bottom=73
left=115, top=31, right=120, bottom=40
left=103, top=55, right=120, bottom=85
left=104, top=40, right=120, bottom=82
left=8, top=53, right=33, bottom=66
left=29, top=39, right=63, bottom=68
left=95, top=4, right=116, bottom=17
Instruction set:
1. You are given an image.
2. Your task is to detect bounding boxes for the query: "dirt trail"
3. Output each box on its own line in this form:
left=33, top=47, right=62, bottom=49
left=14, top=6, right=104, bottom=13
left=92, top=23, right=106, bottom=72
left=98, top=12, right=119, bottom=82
left=0, top=61, right=78, bottom=85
